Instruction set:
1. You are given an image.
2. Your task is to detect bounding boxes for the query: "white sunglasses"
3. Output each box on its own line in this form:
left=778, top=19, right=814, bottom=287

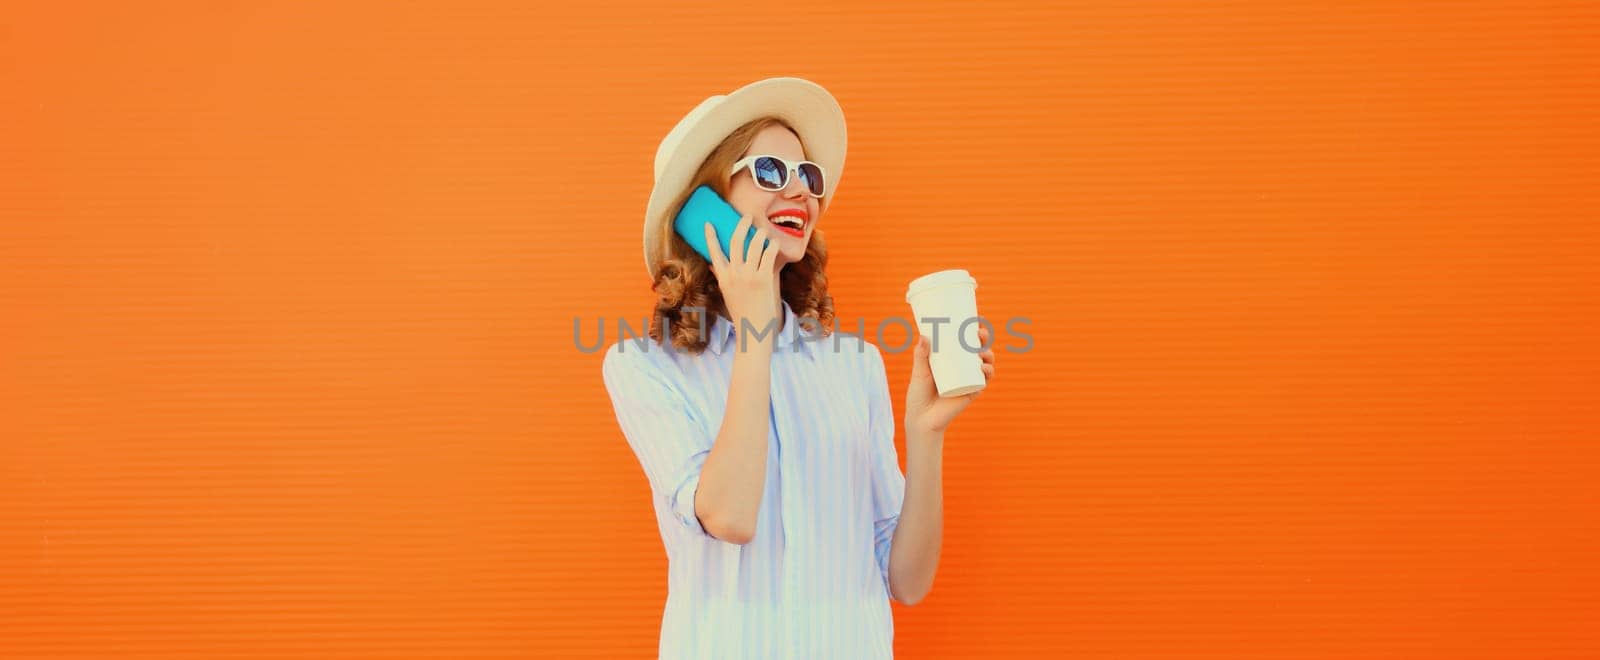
left=728, top=155, right=827, bottom=198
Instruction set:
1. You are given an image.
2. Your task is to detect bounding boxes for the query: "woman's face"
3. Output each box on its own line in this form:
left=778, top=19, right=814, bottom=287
left=725, top=125, right=821, bottom=268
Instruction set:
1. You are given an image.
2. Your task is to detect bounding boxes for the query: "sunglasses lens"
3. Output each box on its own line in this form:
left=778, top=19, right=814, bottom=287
left=797, top=162, right=825, bottom=196
left=751, top=157, right=786, bottom=191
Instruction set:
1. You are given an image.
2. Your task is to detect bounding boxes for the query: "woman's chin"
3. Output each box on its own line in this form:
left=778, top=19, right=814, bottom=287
left=768, top=235, right=805, bottom=265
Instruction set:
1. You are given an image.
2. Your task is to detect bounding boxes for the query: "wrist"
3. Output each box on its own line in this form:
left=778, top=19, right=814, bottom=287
left=905, top=424, right=945, bottom=448
left=729, top=313, right=781, bottom=348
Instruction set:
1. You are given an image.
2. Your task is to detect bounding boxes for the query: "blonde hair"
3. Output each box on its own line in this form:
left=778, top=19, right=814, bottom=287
left=647, top=116, right=836, bottom=353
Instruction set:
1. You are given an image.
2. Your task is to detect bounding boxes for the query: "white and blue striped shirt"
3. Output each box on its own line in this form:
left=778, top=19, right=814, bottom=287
left=601, top=298, right=907, bottom=659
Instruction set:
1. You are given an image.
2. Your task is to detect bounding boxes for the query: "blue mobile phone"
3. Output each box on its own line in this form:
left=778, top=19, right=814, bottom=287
left=673, top=185, right=763, bottom=263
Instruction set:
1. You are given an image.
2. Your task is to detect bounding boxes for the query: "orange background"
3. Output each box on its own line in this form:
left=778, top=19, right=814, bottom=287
left=3, top=2, right=1598, bottom=658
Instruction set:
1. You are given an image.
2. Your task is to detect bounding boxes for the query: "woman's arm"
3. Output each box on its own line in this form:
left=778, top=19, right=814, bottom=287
left=886, top=327, right=996, bottom=604
left=692, top=334, right=775, bottom=544
left=886, top=428, right=944, bottom=605
left=693, top=216, right=786, bottom=545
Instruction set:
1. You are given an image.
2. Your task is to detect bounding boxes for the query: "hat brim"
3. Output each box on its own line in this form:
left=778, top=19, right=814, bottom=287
left=643, top=77, right=847, bottom=279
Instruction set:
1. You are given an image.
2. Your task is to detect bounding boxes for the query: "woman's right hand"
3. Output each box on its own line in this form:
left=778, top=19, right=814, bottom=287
left=705, top=214, right=781, bottom=341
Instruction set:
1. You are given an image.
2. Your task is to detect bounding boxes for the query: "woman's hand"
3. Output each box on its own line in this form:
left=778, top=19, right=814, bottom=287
left=705, top=214, right=781, bottom=338
left=904, top=324, right=997, bottom=437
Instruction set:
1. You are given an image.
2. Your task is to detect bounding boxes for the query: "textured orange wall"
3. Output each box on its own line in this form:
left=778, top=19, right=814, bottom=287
left=4, top=2, right=1597, bottom=658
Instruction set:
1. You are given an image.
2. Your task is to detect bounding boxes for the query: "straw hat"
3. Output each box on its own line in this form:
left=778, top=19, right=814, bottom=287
left=642, top=77, right=847, bottom=278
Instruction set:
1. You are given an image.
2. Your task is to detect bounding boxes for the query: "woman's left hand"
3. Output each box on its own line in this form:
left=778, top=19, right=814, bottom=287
left=904, top=324, right=996, bottom=437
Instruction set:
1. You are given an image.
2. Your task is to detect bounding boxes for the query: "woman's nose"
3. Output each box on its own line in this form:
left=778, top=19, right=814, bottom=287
left=780, top=174, right=808, bottom=199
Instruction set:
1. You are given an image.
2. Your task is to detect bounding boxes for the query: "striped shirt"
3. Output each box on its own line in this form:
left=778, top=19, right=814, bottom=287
left=601, top=298, right=907, bottom=659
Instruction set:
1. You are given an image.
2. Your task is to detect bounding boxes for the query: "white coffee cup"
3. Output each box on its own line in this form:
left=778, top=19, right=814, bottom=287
left=905, top=269, right=987, bottom=397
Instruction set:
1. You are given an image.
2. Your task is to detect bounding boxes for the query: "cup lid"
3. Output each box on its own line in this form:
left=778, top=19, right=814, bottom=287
left=905, top=269, right=977, bottom=302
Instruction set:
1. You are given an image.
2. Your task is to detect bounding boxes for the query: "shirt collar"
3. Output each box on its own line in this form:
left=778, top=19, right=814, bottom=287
left=707, top=299, right=816, bottom=361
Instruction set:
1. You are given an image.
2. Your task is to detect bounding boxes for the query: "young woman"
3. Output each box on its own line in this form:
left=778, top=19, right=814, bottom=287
left=601, top=77, right=996, bottom=659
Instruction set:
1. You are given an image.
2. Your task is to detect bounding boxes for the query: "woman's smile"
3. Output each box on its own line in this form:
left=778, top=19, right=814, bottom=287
left=768, top=208, right=808, bottom=238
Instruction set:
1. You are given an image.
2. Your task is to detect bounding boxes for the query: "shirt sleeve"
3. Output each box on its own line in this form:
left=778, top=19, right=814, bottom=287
left=866, top=343, right=908, bottom=601
left=601, top=343, right=720, bottom=540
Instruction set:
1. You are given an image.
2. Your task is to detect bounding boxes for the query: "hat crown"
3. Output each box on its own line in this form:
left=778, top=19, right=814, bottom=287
left=654, top=94, right=727, bottom=183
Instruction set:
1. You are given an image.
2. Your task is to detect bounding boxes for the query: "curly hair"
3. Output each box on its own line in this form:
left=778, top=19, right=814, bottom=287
left=647, top=116, right=836, bottom=354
